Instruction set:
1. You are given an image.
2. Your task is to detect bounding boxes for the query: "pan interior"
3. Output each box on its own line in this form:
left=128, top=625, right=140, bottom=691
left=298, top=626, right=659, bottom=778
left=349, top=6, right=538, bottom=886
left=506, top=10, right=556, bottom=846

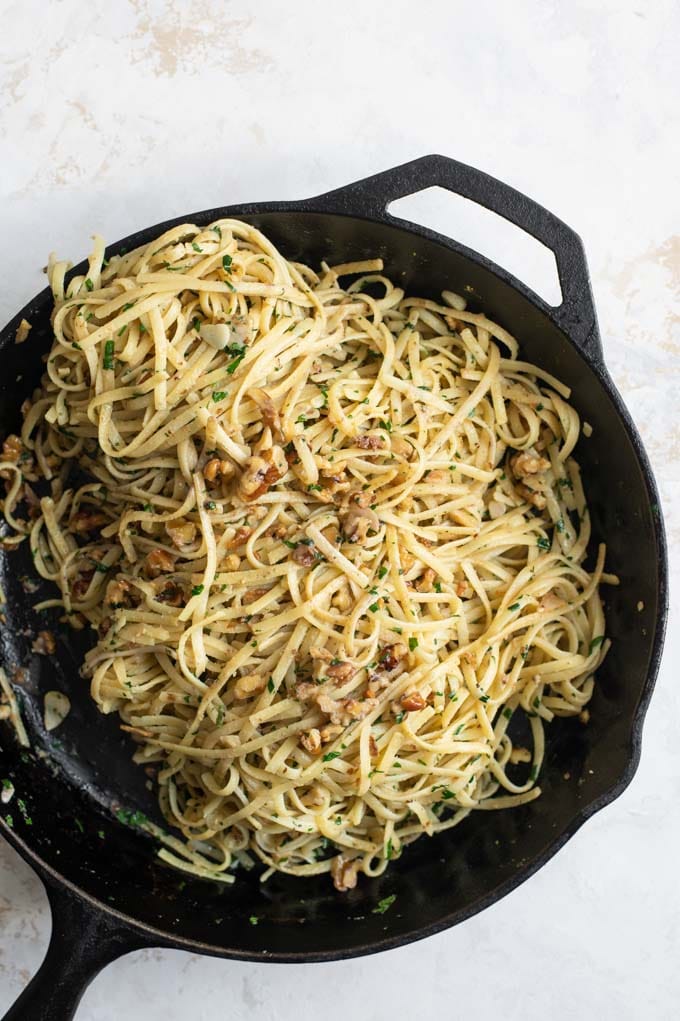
left=0, top=209, right=662, bottom=957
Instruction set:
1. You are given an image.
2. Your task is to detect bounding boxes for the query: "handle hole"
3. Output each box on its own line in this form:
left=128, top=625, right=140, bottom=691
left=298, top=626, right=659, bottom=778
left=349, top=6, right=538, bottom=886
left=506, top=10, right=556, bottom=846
left=388, top=187, right=563, bottom=307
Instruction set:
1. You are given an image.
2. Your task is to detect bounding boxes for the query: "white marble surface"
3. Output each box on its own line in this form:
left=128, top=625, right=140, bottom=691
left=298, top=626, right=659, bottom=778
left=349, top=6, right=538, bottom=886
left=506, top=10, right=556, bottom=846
left=1, top=1, right=678, bottom=1018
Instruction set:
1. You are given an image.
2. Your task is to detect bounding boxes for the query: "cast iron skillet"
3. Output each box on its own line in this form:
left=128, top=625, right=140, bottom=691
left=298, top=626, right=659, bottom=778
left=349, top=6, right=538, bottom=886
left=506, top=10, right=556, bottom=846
left=0, top=155, right=668, bottom=1020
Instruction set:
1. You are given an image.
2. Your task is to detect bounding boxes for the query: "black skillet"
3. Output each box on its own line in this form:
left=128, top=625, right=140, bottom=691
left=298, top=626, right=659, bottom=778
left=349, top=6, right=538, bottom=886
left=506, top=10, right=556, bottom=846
left=0, top=155, right=668, bottom=1020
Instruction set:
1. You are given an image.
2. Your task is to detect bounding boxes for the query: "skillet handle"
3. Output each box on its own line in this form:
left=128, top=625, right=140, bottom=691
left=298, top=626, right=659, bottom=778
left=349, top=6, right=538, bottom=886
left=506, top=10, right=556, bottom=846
left=2, top=879, right=152, bottom=1021
left=311, top=154, right=602, bottom=360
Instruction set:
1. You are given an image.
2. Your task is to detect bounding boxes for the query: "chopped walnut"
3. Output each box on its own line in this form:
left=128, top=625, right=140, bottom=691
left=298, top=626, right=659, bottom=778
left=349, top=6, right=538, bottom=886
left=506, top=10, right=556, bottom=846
left=400, top=691, right=426, bottom=712
left=330, top=855, right=359, bottom=892
left=455, top=579, right=474, bottom=599
left=226, top=526, right=252, bottom=550
left=233, top=673, right=266, bottom=700
left=105, top=578, right=138, bottom=608
left=319, top=469, right=351, bottom=498
left=379, top=643, right=408, bottom=672
left=320, top=723, right=344, bottom=743
left=425, top=469, right=449, bottom=484
left=32, top=630, right=56, bottom=655
left=341, top=504, right=380, bottom=543
left=327, top=660, right=356, bottom=683
left=268, top=524, right=287, bottom=539
left=317, top=694, right=377, bottom=726
left=165, top=518, right=196, bottom=548
left=222, top=553, right=240, bottom=571
left=71, top=509, right=108, bottom=534
left=300, top=728, right=322, bottom=755
left=356, top=434, right=386, bottom=451
left=511, top=452, right=551, bottom=477
left=295, top=681, right=320, bottom=701
left=368, top=735, right=378, bottom=757
left=1, top=434, right=22, bottom=471
left=349, top=490, right=373, bottom=509
left=204, top=457, right=235, bottom=484
left=144, top=548, right=175, bottom=578
left=415, top=568, right=435, bottom=593
left=292, top=543, right=317, bottom=566
left=516, top=483, right=547, bottom=510
left=156, top=580, right=185, bottom=606
left=237, top=445, right=287, bottom=501
left=72, top=570, right=95, bottom=599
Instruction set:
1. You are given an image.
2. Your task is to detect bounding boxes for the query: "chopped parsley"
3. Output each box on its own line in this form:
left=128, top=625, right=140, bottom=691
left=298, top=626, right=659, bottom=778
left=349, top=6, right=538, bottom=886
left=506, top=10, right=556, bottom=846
left=589, top=635, right=604, bottom=654
left=212, top=391, right=228, bottom=402
left=378, top=565, right=388, bottom=579
left=537, top=536, right=551, bottom=551
left=267, top=677, right=275, bottom=693
left=85, top=278, right=94, bottom=291
left=222, top=254, right=233, bottom=272
left=103, top=340, right=115, bottom=370
left=225, top=342, right=246, bottom=374
left=508, top=602, right=521, bottom=611
left=322, top=750, right=341, bottom=762
left=372, top=894, right=396, bottom=915
left=191, top=585, right=204, bottom=596
left=408, top=636, right=418, bottom=651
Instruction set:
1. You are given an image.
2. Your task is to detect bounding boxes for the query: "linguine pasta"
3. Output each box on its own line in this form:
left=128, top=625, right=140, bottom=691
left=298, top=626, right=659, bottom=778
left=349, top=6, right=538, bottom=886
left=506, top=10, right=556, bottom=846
left=0, top=219, right=612, bottom=889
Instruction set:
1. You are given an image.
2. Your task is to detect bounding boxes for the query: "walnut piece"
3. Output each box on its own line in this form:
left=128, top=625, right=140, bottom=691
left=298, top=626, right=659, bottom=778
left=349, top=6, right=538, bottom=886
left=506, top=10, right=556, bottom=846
left=400, top=691, right=426, bottom=712
left=237, top=445, right=287, bottom=501
left=144, top=548, right=175, bottom=578
left=71, top=509, right=108, bottom=534
left=330, top=855, right=359, bottom=892
left=32, top=630, right=56, bottom=655
left=233, top=673, right=265, bottom=700
left=341, top=504, right=380, bottom=543
left=300, top=728, right=322, bottom=755
left=165, top=518, right=196, bottom=548
left=204, top=457, right=235, bottom=483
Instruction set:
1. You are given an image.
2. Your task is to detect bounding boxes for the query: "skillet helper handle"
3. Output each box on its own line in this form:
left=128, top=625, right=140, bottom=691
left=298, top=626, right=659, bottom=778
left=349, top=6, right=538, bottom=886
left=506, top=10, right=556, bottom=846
left=2, top=881, right=151, bottom=1021
left=311, top=153, right=602, bottom=360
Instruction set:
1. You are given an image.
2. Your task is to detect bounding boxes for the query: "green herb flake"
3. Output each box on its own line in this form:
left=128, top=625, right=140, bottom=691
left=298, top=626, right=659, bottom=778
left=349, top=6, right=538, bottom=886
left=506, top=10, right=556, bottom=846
left=509, top=602, right=521, bottom=612
left=589, top=635, right=605, bottom=654
left=212, top=391, right=228, bottom=402
left=372, top=894, right=397, bottom=915
left=322, top=750, right=341, bottom=762
left=191, top=584, right=205, bottom=597
left=408, top=636, right=418, bottom=651
left=537, top=536, right=551, bottom=551
left=503, top=707, right=513, bottom=720
left=103, top=340, right=115, bottom=370
left=249, top=915, right=259, bottom=926
left=85, top=278, right=94, bottom=291
left=267, top=677, right=275, bottom=694
left=377, top=565, right=388, bottom=579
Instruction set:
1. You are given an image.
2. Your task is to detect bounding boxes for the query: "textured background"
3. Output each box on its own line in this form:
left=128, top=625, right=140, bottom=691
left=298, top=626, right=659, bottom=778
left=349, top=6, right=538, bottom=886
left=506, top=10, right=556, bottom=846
left=1, top=1, right=678, bottom=1018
